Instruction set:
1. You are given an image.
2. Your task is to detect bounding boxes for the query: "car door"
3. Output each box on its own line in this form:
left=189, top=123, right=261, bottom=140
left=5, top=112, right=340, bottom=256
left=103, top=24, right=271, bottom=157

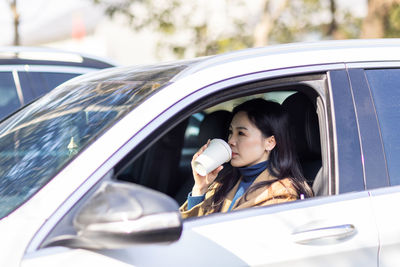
left=95, top=193, right=377, bottom=267
left=355, top=66, right=400, bottom=267
left=95, top=69, right=379, bottom=266
left=21, top=67, right=379, bottom=267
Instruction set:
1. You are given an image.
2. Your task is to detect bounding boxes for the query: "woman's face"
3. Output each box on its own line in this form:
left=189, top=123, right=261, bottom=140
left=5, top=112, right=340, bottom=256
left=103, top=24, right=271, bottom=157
left=228, top=111, right=274, bottom=167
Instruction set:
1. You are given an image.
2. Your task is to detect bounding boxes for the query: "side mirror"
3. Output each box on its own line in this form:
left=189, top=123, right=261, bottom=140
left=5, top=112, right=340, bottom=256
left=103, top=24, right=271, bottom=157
left=45, top=181, right=182, bottom=250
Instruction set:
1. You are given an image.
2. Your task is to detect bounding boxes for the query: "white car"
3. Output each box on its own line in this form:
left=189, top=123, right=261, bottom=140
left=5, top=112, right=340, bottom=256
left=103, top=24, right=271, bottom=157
left=1, top=39, right=400, bottom=267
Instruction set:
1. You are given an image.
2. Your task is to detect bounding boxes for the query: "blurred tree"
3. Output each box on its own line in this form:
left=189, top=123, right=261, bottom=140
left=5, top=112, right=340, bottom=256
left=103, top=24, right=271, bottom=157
left=92, top=0, right=364, bottom=58
left=92, top=0, right=253, bottom=58
left=387, top=3, right=400, bottom=37
left=253, top=0, right=289, bottom=47
left=256, top=0, right=363, bottom=45
left=7, top=0, right=20, bottom=45
left=361, top=0, right=400, bottom=38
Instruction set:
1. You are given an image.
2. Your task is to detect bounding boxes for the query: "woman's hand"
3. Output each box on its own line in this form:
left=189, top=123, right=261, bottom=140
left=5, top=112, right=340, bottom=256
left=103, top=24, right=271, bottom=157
left=191, top=140, right=224, bottom=196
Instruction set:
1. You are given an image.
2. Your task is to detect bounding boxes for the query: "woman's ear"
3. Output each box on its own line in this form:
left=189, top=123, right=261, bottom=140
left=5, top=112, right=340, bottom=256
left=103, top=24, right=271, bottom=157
left=265, top=135, right=276, bottom=151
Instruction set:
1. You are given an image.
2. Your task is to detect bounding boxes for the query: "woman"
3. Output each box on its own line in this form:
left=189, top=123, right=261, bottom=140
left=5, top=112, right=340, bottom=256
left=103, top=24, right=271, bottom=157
left=180, top=98, right=313, bottom=218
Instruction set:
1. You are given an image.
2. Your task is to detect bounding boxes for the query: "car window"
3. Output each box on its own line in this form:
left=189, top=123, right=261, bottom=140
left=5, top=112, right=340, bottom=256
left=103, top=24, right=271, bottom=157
left=176, top=91, right=297, bottom=202
left=0, top=72, right=21, bottom=119
left=26, top=72, right=80, bottom=97
left=116, top=88, right=322, bottom=207
left=365, top=68, right=400, bottom=186
left=182, top=112, right=205, bottom=149
left=17, top=72, right=84, bottom=111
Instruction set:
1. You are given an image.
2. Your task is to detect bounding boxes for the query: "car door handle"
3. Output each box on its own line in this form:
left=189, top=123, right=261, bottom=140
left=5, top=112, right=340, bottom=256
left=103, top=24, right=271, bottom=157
left=292, top=224, right=356, bottom=245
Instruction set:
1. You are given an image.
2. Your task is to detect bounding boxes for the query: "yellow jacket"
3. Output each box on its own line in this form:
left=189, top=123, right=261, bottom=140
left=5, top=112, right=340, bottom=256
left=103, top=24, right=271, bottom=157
left=180, top=169, right=299, bottom=219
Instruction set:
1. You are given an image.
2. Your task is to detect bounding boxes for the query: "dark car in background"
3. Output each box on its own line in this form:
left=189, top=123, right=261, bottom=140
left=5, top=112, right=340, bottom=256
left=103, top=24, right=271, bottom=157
left=0, top=46, right=115, bottom=120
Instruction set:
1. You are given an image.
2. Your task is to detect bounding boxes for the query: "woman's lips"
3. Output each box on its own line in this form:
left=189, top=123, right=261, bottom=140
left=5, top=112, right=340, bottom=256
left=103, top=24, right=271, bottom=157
left=232, top=152, right=238, bottom=158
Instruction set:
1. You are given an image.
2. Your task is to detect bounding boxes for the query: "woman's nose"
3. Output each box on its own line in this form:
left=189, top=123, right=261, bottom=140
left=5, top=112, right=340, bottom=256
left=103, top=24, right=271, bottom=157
left=228, top=135, right=235, bottom=146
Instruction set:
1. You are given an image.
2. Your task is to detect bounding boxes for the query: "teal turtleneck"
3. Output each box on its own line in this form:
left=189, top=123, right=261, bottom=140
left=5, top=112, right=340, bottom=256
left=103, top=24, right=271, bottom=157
left=187, top=160, right=269, bottom=210
left=227, top=160, right=268, bottom=211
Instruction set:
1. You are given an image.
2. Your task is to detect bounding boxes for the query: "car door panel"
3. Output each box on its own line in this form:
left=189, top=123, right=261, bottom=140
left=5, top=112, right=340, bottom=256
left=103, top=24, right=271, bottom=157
left=22, top=247, right=133, bottom=267
left=186, top=194, right=378, bottom=267
left=95, top=194, right=378, bottom=267
left=369, top=187, right=400, bottom=267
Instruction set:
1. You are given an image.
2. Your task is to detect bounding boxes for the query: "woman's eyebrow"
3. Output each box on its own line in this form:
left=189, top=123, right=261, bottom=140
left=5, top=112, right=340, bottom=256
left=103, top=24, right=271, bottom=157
left=229, top=125, right=248, bottom=131
left=235, top=126, right=248, bottom=130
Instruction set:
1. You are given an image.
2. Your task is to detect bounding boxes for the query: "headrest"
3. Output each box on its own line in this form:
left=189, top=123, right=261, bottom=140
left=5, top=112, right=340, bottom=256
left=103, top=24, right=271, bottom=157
left=282, top=92, right=321, bottom=160
left=198, top=110, right=232, bottom=147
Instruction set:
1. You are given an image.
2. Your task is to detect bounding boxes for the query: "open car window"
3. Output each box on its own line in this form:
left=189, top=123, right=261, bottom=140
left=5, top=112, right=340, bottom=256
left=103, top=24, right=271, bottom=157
left=114, top=83, right=324, bottom=209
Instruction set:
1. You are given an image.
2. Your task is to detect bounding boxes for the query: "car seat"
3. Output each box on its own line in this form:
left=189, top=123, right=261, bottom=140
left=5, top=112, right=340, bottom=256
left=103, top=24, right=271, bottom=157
left=282, top=92, right=322, bottom=194
left=174, top=110, right=232, bottom=204
left=118, top=119, right=189, bottom=197
left=198, top=110, right=232, bottom=146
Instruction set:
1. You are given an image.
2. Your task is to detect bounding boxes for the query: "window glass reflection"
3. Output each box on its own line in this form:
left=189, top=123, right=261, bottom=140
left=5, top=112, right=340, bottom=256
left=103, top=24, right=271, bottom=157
left=366, top=69, right=400, bottom=186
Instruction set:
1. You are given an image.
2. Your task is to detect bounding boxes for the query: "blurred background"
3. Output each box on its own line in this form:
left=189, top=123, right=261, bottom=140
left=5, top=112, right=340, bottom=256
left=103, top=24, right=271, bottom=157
left=0, top=0, right=396, bottom=65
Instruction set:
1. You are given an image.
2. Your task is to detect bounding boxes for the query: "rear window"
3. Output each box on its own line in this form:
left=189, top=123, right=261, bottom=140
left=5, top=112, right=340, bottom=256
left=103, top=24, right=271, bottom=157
left=19, top=72, right=80, bottom=100
left=366, top=68, right=400, bottom=186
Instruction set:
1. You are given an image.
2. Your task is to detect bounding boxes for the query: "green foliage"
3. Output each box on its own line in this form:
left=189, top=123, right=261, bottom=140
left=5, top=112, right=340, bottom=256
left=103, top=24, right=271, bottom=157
left=92, top=0, right=181, bottom=31
left=203, top=36, right=253, bottom=56
left=385, top=4, right=400, bottom=38
left=338, top=11, right=363, bottom=39
left=92, top=0, right=367, bottom=59
left=267, top=0, right=325, bottom=44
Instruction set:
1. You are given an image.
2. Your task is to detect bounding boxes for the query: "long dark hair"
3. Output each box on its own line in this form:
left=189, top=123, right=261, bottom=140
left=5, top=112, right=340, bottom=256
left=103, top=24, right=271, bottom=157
left=208, top=98, right=313, bottom=213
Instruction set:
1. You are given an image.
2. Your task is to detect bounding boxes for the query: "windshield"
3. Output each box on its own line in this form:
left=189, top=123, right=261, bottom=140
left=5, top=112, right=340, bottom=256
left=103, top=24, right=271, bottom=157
left=0, top=63, right=189, bottom=219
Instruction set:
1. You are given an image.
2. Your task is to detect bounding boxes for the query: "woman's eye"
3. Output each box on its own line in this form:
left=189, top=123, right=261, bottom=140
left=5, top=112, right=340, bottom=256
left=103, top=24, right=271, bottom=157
left=238, top=131, right=245, bottom=136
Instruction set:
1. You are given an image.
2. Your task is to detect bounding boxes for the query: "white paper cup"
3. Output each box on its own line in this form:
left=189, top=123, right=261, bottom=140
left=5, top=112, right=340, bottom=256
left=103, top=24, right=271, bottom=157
left=193, top=138, right=232, bottom=176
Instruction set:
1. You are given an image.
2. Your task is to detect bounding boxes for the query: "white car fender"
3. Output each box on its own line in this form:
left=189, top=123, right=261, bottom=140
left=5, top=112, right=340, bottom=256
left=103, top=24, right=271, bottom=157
left=22, top=247, right=134, bottom=267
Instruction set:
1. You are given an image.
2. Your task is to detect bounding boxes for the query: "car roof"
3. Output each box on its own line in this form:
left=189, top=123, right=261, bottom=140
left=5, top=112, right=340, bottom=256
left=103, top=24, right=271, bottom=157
left=172, top=38, right=400, bottom=80
left=68, top=38, right=400, bottom=87
left=0, top=46, right=116, bottom=69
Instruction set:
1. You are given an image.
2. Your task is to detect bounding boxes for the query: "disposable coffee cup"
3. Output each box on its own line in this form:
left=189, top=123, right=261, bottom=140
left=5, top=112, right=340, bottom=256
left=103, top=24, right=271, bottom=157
left=193, top=138, right=232, bottom=176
